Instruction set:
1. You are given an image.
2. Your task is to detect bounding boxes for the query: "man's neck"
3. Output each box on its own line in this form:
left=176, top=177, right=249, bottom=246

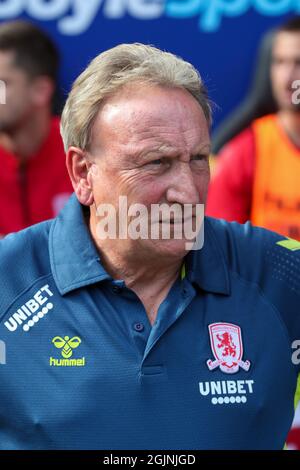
left=0, top=108, right=52, bottom=160
left=103, top=247, right=182, bottom=325
left=277, top=110, right=300, bottom=149
left=89, top=217, right=183, bottom=325
left=100, top=245, right=182, bottom=286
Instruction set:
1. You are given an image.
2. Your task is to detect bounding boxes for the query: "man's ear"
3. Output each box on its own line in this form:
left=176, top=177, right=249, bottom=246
left=66, top=146, right=94, bottom=206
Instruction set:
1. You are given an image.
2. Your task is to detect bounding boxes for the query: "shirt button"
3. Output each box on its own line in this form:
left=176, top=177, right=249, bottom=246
left=112, top=285, right=122, bottom=294
left=134, top=322, right=144, bottom=332
left=182, top=288, right=189, bottom=297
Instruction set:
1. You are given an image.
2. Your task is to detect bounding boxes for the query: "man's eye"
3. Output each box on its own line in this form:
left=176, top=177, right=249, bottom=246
left=151, top=159, right=163, bottom=165
left=192, top=154, right=208, bottom=162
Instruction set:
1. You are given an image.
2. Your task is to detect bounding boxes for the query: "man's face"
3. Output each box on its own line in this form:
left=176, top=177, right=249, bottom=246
left=0, top=50, right=36, bottom=132
left=87, top=84, right=210, bottom=260
left=271, top=31, right=300, bottom=111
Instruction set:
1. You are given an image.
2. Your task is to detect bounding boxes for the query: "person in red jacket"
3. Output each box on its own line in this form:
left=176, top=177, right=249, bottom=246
left=207, top=16, right=300, bottom=242
left=0, top=20, right=72, bottom=236
left=207, top=16, right=300, bottom=450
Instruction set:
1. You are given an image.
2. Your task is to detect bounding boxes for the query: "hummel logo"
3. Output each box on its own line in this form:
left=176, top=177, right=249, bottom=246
left=49, top=336, right=86, bottom=367
left=52, top=336, right=81, bottom=358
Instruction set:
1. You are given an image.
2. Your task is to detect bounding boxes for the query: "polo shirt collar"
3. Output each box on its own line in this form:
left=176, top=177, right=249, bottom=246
left=49, top=194, right=112, bottom=295
left=49, top=195, right=230, bottom=296
left=184, top=217, right=230, bottom=295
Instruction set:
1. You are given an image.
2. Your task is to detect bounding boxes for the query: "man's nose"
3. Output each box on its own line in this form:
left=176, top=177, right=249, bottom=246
left=166, top=162, right=200, bottom=205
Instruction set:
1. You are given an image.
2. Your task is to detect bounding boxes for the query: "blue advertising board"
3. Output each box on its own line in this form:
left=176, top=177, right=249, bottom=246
left=0, top=0, right=298, bottom=128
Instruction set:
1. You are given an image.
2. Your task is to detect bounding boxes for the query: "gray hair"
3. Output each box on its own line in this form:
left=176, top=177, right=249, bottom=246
left=60, top=43, right=212, bottom=152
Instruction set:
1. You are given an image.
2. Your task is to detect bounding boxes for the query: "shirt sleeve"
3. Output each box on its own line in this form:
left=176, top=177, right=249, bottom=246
left=206, top=127, right=255, bottom=223
left=222, top=220, right=300, bottom=374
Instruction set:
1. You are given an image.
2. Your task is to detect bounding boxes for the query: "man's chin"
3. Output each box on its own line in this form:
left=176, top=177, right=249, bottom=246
left=146, top=238, right=194, bottom=258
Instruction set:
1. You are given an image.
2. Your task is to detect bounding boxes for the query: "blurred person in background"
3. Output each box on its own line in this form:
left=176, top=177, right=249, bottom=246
left=0, top=20, right=72, bottom=236
left=207, top=16, right=300, bottom=241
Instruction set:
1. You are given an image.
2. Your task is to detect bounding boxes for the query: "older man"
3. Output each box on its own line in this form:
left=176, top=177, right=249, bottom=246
left=0, top=44, right=299, bottom=450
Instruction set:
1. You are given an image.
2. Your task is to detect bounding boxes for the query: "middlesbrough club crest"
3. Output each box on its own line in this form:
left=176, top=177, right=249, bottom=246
left=207, top=323, right=251, bottom=374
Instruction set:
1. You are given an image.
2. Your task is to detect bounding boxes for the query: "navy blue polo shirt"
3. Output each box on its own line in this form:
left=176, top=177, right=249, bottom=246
left=0, top=194, right=299, bottom=450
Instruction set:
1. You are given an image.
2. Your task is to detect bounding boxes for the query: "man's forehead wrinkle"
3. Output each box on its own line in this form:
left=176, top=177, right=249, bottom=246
left=117, top=123, right=210, bottom=157
left=130, top=120, right=204, bottom=139
left=120, top=137, right=177, bottom=158
left=94, top=88, right=210, bottom=155
left=100, top=95, right=198, bottom=131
